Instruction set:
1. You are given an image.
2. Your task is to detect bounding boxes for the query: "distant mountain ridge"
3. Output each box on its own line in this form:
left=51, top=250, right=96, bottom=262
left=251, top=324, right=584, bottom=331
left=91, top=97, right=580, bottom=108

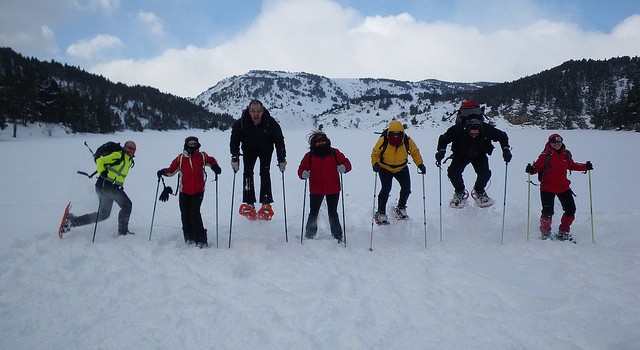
left=195, top=58, right=640, bottom=131
left=1, top=46, right=638, bottom=135
left=194, top=70, right=494, bottom=129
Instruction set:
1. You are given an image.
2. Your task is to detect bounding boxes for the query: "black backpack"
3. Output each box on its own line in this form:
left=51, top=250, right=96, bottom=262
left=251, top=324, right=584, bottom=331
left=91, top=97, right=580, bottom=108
left=93, top=142, right=124, bottom=164
left=455, top=104, right=485, bottom=125
left=77, top=142, right=128, bottom=178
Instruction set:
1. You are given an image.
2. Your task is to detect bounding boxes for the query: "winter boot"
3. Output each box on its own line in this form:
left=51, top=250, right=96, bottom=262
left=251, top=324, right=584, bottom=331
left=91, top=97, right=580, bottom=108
left=305, top=215, right=318, bottom=239
left=393, top=206, right=410, bottom=220
left=449, top=190, right=468, bottom=209
left=471, top=189, right=494, bottom=208
left=61, top=213, right=74, bottom=233
left=328, top=214, right=343, bottom=242
left=540, top=216, right=552, bottom=240
left=374, top=211, right=390, bottom=225
left=559, top=214, right=575, bottom=233
left=555, top=231, right=573, bottom=242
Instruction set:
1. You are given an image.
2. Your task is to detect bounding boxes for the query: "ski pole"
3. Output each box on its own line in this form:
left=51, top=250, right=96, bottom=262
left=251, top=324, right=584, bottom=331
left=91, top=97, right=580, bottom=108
left=83, top=141, right=95, bottom=156
left=421, top=172, right=427, bottom=250
left=369, top=173, right=377, bottom=252
left=148, top=177, right=161, bottom=241
left=92, top=179, right=105, bottom=243
left=340, top=173, right=347, bottom=247
left=500, top=162, right=509, bottom=244
left=300, top=179, right=307, bottom=244
left=281, top=172, right=288, bottom=243
left=228, top=171, right=236, bottom=249
left=438, top=165, right=443, bottom=242
left=588, top=170, right=595, bottom=243
left=215, top=173, right=219, bottom=248
left=526, top=173, right=531, bottom=242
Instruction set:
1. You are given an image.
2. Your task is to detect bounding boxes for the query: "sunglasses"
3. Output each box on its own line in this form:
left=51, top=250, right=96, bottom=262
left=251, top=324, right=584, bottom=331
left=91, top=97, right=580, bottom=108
left=388, top=131, right=403, bottom=137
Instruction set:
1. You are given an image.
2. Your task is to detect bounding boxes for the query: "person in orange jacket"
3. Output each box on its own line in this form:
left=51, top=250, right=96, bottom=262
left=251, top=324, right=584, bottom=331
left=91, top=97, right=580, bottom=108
left=526, top=133, right=593, bottom=241
left=297, top=131, right=351, bottom=242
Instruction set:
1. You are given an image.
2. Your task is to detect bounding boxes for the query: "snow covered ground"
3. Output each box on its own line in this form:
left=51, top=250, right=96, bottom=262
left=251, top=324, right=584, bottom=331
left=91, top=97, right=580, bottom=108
left=1, top=125, right=639, bottom=349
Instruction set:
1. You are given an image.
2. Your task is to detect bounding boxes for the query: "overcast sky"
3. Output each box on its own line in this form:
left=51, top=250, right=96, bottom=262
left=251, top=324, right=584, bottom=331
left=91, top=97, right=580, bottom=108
left=2, top=0, right=639, bottom=98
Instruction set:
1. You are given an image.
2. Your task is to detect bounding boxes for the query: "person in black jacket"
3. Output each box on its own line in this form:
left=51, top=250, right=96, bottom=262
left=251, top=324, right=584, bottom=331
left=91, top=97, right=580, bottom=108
left=435, top=101, right=511, bottom=209
left=230, top=100, right=287, bottom=220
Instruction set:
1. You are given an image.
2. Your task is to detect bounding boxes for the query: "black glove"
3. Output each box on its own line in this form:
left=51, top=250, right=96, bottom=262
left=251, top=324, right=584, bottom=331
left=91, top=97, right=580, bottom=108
left=159, top=186, right=173, bottom=202
left=211, top=163, right=222, bottom=175
left=372, top=163, right=381, bottom=173
left=435, top=150, right=445, bottom=167
left=231, top=155, right=240, bottom=173
left=525, top=163, right=535, bottom=174
left=502, top=148, right=512, bottom=163
left=418, top=164, right=426, bottom=174
left=585, top=161, right=593, bottom=170
left=157, top=169, right=165, bottom=179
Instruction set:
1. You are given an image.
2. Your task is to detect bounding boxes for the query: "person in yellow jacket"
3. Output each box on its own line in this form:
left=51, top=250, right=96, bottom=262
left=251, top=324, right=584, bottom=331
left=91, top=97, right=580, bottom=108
left=63, top=141, right=137, bottom=236
left=371, top=121, right=426, bottom=224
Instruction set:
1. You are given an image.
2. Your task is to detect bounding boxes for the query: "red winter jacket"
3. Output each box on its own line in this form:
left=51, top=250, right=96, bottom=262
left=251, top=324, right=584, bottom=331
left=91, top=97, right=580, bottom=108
left=531, top=143, right=588, bottom=194
left=165, top=151, right=219, bottom=195
left=297, top=148, right=352, bottom=195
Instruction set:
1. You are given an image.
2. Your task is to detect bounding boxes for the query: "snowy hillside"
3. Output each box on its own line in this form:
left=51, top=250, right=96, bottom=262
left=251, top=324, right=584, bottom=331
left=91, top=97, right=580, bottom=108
left=194, top=70, right=489, bottom=129
left=1, top=125, right=639, bottom=349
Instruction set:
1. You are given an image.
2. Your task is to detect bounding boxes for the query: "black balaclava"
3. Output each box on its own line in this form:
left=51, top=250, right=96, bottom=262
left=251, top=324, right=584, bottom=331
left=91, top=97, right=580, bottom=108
left=184, top=136, right=201, bottom=155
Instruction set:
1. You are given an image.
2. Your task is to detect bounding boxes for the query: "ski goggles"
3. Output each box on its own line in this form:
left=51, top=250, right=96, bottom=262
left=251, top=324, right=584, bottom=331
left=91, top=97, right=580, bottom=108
left=464, top=118, right=482, bottom=131
left=549, top=135, right=563, bottom=143
left=459, top=106, right=484, bottom=118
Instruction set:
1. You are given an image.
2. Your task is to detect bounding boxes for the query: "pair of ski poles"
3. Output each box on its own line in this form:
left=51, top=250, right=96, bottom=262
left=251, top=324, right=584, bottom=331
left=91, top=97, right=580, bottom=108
left=368, top=170, right=428, bottom=252
left=435, top=161, right=510, bottom=244
left=526, top=170, right=595, bottom=243
left=149, top=173, right=220, bottom=247
left=300, top=174, right=348, bottom=247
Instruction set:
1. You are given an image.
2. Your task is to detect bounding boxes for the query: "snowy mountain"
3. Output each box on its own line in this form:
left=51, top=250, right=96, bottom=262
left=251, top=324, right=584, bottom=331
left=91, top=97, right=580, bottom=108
left=194, top=70, right=492, bottom=129
left=194, top=57, right=640, bottom=131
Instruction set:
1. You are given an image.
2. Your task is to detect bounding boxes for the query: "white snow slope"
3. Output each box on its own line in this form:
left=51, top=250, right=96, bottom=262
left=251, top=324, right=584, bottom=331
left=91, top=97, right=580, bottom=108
left=1, top=125, right=639, bottom=350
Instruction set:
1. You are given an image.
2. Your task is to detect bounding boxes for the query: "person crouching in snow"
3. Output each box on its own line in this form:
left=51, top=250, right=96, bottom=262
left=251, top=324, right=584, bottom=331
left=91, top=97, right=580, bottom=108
left=525, top=134, right=593, bottom=241
left=157, top=136, right=222, bottom=248
left=297, top=131, right=352, bottom=243
left=371, top=120, right=426, bottom=224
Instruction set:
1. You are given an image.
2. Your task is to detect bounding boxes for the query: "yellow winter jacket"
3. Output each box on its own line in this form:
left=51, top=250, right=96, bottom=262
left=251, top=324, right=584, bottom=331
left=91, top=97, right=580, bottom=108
left=371, top=121, right=425, bottom=173
left=97, top=151, right=133, bottom=186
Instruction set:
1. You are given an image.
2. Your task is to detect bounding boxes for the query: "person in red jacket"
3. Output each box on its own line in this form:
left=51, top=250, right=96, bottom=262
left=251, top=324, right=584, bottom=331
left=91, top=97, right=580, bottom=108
left=297, top=131, right=352, bottom=242
left=157, top=136, right=222, bottom=248
left=526, top=134, right=593, bottom=241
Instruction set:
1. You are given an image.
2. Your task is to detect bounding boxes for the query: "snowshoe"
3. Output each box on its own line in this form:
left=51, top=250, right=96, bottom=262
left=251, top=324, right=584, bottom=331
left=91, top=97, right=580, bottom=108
left=239, top=203, right=257, bottom=221
left=257, top=204, right=274, bottom=221
left=392, top=206, right=410, bottom=220
left=449, top=190, right=468, bottom=209
left=58, top=202, right=72, bottom=239
left=374, top=212, right=390, bottom=225
left=555, top=231, right=575, bottom=243
left=471, top=189, right=494, bottom=208
left=541, top=232, right=551, bottom=240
